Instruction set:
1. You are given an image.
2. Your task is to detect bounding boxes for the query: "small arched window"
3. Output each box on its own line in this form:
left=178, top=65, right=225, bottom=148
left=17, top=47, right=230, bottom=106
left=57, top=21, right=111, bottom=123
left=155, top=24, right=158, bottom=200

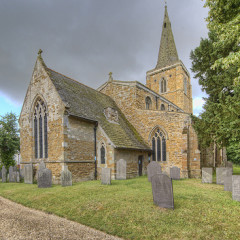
left=161, top=104, right=165, bottom=111
left=184, top=78, right=187, bottom=95
left=160, top=78, right=167, bottom=93
left=145, top=97, right=152, bottom=110
left=34, top=98, right=48, bottom=159
left=151, top=128, right=167, bottom=162
left=101, top=144, right=106, bottom=164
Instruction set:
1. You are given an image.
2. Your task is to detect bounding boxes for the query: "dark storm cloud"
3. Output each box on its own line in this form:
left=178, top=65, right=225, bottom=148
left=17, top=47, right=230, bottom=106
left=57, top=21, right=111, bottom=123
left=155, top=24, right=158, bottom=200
left=0, top=0, right=208, bottom=107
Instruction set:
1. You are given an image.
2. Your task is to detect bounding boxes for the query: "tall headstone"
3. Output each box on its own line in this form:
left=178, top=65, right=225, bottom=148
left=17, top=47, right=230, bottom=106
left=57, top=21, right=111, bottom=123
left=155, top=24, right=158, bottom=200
left=101, top=168, right=111, bottom=185
left=16, top=172, right=20, bottom=183
left=116, top=159, right=126, bottom=180
left=9, top=166, right=17, bottom=182
left=0, top=169, right=2, bottom=179
left=24, top=164, right=33, bottom=184
left=20, top=169, right=24, bottom=180
left=147, top=161, right=162, bottom=182
left=2, top=166, right=7, bottom=183
left=224, top=175, right=232, bottom=191
left=170, top=167, right=180, bottom=180
left=151, top=173, right=174, bottom=209
left=38, top=167, right=52, bottom=188
left=202, top=168, right=213, bottom=184
left=216, top=167, right=232, bottom=185
left=232, top=175, right=240, bottom=202
left=61, top=166, right=72, bottom=187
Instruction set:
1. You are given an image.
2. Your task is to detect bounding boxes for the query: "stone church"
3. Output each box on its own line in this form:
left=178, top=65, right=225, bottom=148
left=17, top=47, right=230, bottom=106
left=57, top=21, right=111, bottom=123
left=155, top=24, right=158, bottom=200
left=19, top=6, right=201, bottom=184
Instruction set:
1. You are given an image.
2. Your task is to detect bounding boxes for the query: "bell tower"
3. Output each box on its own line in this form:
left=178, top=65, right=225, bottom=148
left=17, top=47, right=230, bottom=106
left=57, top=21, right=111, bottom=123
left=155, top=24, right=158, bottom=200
left=146, top=5, right=193, bottom=113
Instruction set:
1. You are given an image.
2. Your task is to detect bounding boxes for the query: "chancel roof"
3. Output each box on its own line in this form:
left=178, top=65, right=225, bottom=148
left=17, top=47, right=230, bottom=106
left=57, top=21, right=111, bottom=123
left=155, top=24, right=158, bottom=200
left=46, top=67, right=150, bottom=151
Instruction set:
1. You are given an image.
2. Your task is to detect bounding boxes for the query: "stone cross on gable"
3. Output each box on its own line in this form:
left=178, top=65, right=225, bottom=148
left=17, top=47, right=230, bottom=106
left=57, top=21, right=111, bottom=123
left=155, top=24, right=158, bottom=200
left=38, top=49, right=43, bottom=56
left=108, top=72, right=113, bottom=82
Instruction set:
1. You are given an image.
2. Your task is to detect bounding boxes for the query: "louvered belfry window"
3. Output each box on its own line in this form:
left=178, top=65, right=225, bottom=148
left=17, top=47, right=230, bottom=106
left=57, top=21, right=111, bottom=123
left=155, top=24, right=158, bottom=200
left=34, top=98, right=48, bottom=159
left=152, top=128, right=167, bottom=162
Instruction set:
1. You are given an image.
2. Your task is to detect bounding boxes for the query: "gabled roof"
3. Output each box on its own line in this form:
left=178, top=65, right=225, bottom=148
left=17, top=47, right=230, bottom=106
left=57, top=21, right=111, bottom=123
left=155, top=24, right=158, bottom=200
left=46, top=67, right=151, bottom=151
left=156, top=6, right=179, bottom=69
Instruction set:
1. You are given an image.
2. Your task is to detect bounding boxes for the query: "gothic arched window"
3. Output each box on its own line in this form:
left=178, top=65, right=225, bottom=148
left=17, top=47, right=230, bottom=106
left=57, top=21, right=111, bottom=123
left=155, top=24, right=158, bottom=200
left=145, top=97, right=152, bottom=110
left=34, top=98, right=48, bottom=159
left=184, top=78, right=187, bottom=95
left=160, top=78, right=167, bottom=93
left=101, top=145, right=106, bottom=164
left=161, top=104, right=165, bottom=111
left=151, top=128, right=167, bottom=162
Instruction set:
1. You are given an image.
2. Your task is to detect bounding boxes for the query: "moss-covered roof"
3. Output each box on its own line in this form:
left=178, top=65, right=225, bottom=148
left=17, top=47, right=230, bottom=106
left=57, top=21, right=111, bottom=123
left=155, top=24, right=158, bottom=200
left=47, top=68, right=150, bottom=151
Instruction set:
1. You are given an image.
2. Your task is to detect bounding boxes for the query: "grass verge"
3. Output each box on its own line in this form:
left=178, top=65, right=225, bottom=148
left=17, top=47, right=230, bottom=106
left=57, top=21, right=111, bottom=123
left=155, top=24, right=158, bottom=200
left=0, top=176, right=240, bottom=240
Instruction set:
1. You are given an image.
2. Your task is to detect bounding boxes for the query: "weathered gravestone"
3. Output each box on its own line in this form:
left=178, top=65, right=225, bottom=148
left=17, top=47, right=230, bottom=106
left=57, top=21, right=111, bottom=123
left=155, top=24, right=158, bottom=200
left=9, top=166, right=17, bottom=182
left=151, top=173, right=174, bottom=209
left=216, top=167, right=232, bottom=185
left=147, top=161, right=162, bottom=182
left=16, top=172, right=20, bottom=183
left=224, top=175, right=232, bottom=191
left=38, top=167, right=52, bottom=188
left=24, top=164, right=33, bottom=184
left=101, top=168, right=111, bottom=185
left=20, top=169, right=24, bottom=180
left=2, top=166, right=7, bottom=183
left=116, top=159, right=126, bottom=180
left=170, top=166, right=180, bottom=180
left=61, top=166, right=72, bottom=187
left=0, top=170, right=2, bottom=179
left=202, top=168, right=213, bottom=184
left=232, top=176, right=240, bottom=202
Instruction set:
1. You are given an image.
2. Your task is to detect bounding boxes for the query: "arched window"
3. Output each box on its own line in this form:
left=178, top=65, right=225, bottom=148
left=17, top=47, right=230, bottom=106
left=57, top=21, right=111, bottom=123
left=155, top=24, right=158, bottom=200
left=184, top=78, right=187, bottom=95
left=145, top=97, right=152, bottom=110
left=101, top=145, right=106, bottom=164
left=160, top=78, right=167, bottom=93
left=161, top=104, right=165, bottom=111
left=151, top=128, right=167, bottom=162
left=34, top=98, right=48, bottom=159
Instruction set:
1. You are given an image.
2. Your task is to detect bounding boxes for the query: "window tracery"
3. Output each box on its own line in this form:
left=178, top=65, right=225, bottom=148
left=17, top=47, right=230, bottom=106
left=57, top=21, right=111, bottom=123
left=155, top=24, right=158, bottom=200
left=145, top=97, right=152, bottom=110
left=33, top=98, right=48, bottom=159
left=160, top=78, right=167, bottom=93
left=151, top=128, right=166, bottom=162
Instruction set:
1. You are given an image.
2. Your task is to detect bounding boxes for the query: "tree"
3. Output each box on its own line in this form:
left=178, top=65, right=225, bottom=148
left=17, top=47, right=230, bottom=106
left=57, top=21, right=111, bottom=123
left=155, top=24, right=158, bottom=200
left=0, top=113, right=20, bottom=170
left=190, top=0, right=240, bottom=163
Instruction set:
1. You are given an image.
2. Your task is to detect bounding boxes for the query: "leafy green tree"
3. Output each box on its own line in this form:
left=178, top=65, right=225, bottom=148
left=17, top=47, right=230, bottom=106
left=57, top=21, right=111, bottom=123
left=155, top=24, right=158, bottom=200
left=0, top=113, right=20, bottom=170
left=190, top=0, right=240, bottom=163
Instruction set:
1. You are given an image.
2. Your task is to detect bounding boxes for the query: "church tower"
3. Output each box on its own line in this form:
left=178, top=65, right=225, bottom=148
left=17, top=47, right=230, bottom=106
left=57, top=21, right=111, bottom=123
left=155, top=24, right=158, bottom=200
left=146, top=5, right=193, bottom=113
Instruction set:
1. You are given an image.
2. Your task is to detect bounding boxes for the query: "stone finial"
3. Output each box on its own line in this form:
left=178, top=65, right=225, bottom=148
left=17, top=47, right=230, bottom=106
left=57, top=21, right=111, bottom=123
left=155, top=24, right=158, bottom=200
left=108, top=72, right=113, bottom=82
left=38, top=49, right=43, bottom=56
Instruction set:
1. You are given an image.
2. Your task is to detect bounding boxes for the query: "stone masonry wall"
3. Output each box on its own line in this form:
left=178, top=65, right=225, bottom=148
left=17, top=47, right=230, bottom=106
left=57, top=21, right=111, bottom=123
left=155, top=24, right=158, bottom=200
left=99, top=80, right=201, bottom=178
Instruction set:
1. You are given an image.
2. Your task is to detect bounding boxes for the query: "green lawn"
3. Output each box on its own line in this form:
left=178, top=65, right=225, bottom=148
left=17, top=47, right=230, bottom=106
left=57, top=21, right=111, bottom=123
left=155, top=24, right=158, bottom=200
left=0, top=176, right=240, bottom=240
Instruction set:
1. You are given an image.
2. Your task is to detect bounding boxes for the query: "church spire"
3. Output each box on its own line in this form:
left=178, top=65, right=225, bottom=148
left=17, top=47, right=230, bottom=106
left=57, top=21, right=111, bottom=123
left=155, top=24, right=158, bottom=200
left=156, top=5, right=179, bottom=69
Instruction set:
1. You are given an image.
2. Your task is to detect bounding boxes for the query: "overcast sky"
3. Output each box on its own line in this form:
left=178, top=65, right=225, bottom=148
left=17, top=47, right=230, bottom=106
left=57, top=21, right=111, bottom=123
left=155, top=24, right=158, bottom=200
left=0, top=0, right=209, bottom=117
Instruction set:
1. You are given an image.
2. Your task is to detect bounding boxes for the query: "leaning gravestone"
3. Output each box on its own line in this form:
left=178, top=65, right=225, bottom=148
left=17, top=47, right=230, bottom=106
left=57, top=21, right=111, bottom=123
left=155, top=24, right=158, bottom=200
left=216, top=167, right=232, bottom=185
left=170, top=167, right=180, bottom=180
left=24, top=164, right=33, bottom=184
left=38, top=167, right=52, bottom=188
left=147, top=161, right=162, bottom=182
left=2, top=166, right=7, bottom=183
left=101, top=168, right=111, bottom=185
left=9, top=166, right=17, bottom=182
left=224, top=175, right=232, bottom=191
left=232, top=175, right=240, bottom=202
left=61, top=166, right=72, bottom=187
left=151, top=173, right=174, bottom=209
left=116, top=159, right=126, bottom=180
left=202, top=168, right=213, bottom=184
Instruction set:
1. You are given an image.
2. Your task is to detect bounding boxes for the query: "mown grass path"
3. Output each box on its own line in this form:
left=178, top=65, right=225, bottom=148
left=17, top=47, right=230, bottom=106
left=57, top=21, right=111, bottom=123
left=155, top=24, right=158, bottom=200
left=0, top=176, right=240, bottom=239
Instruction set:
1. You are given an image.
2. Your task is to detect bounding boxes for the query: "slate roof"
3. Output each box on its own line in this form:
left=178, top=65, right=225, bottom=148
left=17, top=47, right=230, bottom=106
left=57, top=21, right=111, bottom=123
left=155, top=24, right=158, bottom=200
left=156, top=6, right=179, bottom=69
left=46, top=67, right=151, bottom=151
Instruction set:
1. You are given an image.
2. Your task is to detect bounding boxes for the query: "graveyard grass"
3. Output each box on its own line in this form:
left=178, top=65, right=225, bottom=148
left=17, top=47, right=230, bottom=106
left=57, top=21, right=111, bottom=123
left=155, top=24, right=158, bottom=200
left=1, top=175, right=240, bottom=240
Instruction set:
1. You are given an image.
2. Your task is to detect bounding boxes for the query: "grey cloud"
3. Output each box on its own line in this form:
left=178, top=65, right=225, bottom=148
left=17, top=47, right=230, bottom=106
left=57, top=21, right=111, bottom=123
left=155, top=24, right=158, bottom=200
left=0, top=0, right=208, bottom=107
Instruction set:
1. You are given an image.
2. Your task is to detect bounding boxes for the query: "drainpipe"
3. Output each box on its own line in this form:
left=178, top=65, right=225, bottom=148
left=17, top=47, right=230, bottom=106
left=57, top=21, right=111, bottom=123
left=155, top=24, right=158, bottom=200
left=94, top=123, right=98, bottom=180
